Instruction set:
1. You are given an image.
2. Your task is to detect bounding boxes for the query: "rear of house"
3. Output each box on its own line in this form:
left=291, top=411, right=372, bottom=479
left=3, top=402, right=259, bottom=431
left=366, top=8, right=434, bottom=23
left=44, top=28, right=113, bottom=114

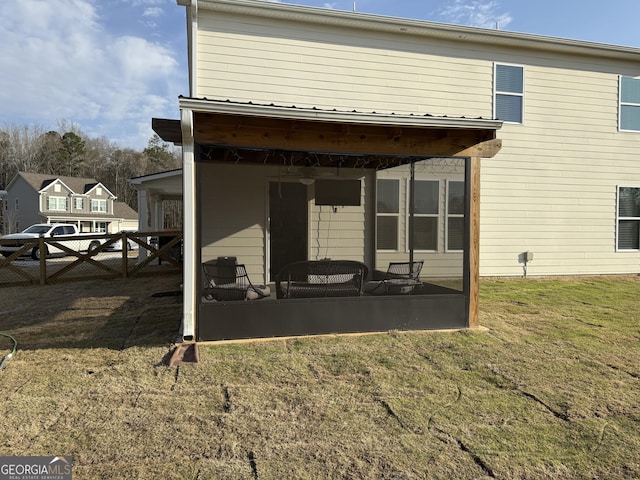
left=164, top=0, right=640, bottom=341
left=187, top=0, right=640, bottom=278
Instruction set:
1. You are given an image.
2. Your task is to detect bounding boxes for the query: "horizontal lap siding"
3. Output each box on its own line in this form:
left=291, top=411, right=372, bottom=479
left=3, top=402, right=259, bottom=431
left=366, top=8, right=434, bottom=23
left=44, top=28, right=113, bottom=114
left=310, top=170, right=368, bottom=262
left=196, top=10, right=640, bottom=277
left=197, top=12, right=492, bottom=117
left=480, top=60, right=640, bottom=276
left=200, top=163, right=268, bottom=283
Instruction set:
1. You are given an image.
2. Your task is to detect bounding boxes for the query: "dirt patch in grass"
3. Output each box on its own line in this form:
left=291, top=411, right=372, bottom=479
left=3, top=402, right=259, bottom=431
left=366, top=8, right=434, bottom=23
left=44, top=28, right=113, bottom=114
left=0, top=274, right=639, bottom=479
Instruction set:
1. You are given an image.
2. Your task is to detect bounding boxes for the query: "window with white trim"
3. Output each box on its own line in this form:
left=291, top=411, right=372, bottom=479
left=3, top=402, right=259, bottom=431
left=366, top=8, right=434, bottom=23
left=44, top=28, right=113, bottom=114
left=48, top=196, right=67, bottom=211
left=75, top=198, right=84, bottom=210
left=411, top=180, right=439, bottom=251
left=617, top=186, right=640, bottom=250
left=95, top=222, right=107, bottom=233
left=494, top=63, right=524, bottom=124
left=376, top=179, right=399, bottom=250
left=91, top=199, right=107, bottom=213
left=54, top=183, right=61, bottom=193
left=620, top=76, right=640, bottom=132
left=447, top=181, right=465, bottom=251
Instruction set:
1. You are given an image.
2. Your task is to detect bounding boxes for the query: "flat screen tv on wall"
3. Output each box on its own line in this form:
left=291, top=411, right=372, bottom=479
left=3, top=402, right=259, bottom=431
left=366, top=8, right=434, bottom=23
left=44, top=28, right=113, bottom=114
left=314, top=179, right=361, bottom=206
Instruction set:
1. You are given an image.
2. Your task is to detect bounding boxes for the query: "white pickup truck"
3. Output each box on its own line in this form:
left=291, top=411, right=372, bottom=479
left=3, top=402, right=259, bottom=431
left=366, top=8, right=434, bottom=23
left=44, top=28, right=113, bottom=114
left=0, top=223, right=105, bottom=260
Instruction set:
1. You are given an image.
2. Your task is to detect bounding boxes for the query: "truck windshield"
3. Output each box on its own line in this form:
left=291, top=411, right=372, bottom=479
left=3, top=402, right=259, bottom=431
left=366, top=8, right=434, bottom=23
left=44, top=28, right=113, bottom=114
left=23, top=225, right=51, bottom=234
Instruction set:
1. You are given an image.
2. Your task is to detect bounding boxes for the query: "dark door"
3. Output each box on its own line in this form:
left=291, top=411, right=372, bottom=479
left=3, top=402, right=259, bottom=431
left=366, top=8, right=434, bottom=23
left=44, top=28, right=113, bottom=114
left=269, top=182, right=308, bottom=281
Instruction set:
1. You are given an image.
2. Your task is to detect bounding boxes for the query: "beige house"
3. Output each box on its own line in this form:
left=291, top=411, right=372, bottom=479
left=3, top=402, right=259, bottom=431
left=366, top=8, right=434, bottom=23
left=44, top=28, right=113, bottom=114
left=2, top=172, right=138, bottom=234
left=156, top=0, right=640, bottom=342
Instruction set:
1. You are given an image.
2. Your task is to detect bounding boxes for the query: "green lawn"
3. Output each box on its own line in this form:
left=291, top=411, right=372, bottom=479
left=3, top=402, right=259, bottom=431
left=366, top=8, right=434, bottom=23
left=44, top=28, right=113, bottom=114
left=0, top=275, right=638, bottom=479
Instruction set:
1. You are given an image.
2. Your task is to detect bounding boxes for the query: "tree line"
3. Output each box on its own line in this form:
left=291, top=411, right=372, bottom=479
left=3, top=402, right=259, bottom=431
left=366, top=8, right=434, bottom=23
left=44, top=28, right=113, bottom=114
left=0, top=123, right=182, bottom=228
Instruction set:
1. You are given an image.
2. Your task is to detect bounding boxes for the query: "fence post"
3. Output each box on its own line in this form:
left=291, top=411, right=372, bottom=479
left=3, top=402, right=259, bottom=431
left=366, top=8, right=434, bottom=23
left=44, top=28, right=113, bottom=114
left=39, top=237, right=46, bottom=285
left=121, top=231, right=128, bottom=278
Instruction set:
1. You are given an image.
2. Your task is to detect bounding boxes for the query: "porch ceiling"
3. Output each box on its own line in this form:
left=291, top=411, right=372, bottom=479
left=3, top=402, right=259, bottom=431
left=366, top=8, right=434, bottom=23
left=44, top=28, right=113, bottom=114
left=153, top=99, right=503, bottom=168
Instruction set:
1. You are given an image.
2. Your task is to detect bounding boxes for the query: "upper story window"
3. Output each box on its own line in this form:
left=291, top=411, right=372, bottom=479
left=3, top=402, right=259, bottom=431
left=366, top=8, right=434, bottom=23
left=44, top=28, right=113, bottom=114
left=494, top=63, right=524, bottom=124
left=620, top=76, right=640, bottom=132
left=411, top=180, right=439, bottom=251
left=75, top=198, right=84, bottom=210
left=376, top=179, right=400, bottom=251
left=91, top=199, right=107, bottom=213
left=15, top=198, right=19, bottom=210
left=48, top=196, right=67, bottom=211
left=54, top=183, right=61, bottom=193
left=617, top=186, right=640, bottom=250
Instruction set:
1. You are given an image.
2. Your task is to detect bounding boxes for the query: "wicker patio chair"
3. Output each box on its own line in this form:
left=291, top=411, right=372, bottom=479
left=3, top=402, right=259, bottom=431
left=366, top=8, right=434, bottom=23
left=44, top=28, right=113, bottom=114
left=202, top=259, right=270, bottom=301
left=364, top=260, right=424, bottom=295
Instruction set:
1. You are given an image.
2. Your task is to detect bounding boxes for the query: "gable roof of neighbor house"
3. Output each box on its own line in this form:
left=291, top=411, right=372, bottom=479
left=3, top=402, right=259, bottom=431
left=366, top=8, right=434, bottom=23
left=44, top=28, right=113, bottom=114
left=188, top=0, right=640, bottom=61
left=10, top=172, right=115, bottom=198
left=113, top=201, right=138, bottom=219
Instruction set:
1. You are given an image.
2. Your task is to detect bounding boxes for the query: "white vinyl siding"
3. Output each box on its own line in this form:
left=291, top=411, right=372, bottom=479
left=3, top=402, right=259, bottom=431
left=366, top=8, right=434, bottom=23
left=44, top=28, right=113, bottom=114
left=619, top=76, right=640, bottom=131
left=617, top=186, right=640, bottom=250
left=197, top=12, right=493, bottom=119
left=48, top=196, right=67, bottom=211
left=194, top=8, right=640, bottom=277
left=494, top=63, right=524, bottom=123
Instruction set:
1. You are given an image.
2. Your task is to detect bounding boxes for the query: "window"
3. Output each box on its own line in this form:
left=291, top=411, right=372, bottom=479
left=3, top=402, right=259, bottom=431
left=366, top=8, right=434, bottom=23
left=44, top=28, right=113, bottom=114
left=494, top=63, right=524, bottom=123
left=75, top=198, right=84, bottom=210
left=617, top=186, right=640, bottom=250
left=376, top=179, right=399, bottom=250
left=95, top=222, right=107, bottom=233
left=620, top=76, right=640, bottom=132
left=48, top=196, right=67, bottom=211
left=447, top=181, right=465, bottom=251
left=91, top=199, right=107, bottom=213
left=54, top=183, right=61, bottom=193
left=411, top=180, right=439, bottom=251
left=15, top=198, right=19, bottom=210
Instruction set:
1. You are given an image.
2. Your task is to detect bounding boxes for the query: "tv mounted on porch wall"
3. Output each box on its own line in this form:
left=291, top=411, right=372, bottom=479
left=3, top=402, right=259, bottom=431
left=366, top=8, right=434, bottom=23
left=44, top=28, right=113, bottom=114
left=314, top=179, right=361, bottom=206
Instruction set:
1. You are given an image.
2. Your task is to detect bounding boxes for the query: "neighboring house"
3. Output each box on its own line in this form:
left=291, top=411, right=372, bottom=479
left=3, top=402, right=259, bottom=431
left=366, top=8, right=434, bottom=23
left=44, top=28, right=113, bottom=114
left=2, top=172, right=138, bottom=234
left=154, top=0, right=640, bottom=342
left=129, top=169, right=183, bottom=232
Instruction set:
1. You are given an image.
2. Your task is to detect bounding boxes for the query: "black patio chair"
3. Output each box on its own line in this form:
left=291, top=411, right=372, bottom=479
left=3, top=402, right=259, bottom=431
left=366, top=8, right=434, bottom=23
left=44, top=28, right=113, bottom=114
left=364, top=260, right=424, bottom=295
left=202, top=258, right=270, bottom=301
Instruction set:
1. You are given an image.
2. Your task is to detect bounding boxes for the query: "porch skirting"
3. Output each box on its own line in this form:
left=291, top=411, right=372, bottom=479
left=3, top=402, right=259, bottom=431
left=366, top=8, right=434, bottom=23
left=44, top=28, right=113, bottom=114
left=197, top=293, right=467, bottom=342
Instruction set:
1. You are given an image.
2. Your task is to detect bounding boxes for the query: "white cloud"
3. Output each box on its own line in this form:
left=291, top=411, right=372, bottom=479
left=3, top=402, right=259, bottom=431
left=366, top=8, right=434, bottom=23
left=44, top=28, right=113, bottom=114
left=0, top=0, right=184, bottom=149
left=0, top=0, right=187, bottom=148
left=143, top=7, right=163, bottom=18
left=438, top=0, right=512, bottom=29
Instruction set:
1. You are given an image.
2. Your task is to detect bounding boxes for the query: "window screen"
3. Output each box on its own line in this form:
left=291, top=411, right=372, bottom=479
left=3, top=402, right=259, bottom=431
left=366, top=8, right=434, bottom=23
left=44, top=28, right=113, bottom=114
left=495, top=64, right=524, bottom=123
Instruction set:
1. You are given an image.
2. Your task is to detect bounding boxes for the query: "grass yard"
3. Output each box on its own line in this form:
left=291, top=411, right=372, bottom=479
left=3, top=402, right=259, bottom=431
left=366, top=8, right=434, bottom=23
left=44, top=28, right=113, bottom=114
left=0, top=274, right=639, bottom=479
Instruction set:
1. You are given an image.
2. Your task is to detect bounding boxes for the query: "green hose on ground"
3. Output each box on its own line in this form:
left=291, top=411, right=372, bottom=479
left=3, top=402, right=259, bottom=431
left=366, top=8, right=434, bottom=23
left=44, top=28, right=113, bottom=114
left=0, top=333, right=17, bottom=370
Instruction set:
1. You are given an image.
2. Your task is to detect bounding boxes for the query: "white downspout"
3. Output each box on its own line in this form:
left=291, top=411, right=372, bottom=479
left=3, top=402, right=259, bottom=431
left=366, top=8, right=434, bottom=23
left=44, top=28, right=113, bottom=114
left=181, top=108, right=196, bottom=341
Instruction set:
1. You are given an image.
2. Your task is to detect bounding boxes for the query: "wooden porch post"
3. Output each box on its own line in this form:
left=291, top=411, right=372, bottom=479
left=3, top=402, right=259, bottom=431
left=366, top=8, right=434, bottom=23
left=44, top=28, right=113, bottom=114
left=469, top=155, right=481, bottom=327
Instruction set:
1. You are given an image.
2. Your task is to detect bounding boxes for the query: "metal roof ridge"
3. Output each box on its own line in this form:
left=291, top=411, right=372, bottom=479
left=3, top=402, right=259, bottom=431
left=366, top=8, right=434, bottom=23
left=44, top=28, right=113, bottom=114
left=178, top=97, right=503, bottom=130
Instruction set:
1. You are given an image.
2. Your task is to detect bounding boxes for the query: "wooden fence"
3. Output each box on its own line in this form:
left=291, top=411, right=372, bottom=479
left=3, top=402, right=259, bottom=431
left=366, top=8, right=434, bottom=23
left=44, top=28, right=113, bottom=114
left=0, top=231, right=183, bottom=287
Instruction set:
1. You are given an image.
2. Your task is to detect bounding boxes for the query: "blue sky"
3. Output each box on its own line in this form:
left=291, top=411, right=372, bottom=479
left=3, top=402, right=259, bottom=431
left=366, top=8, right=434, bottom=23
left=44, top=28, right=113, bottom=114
left=1, top=0, right=639, bottom=150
